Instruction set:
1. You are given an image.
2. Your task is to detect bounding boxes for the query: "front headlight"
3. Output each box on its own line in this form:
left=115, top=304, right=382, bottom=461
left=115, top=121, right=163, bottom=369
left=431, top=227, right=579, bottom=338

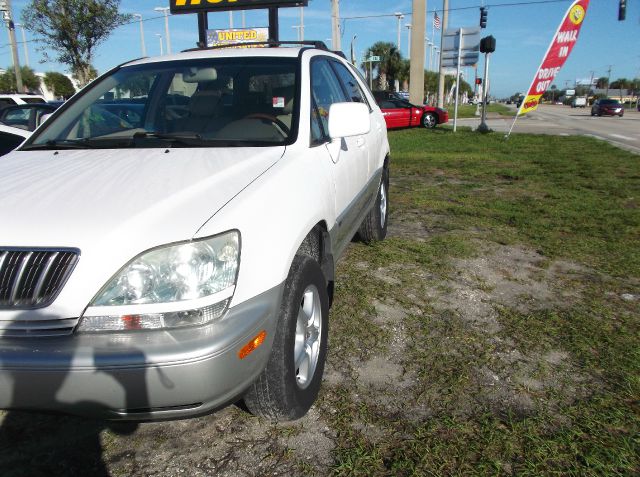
left=78, top=231, right=240, bottom=332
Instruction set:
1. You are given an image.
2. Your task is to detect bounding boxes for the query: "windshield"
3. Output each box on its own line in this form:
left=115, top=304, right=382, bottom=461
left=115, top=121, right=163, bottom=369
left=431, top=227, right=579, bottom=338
left=599, top=99, right=620, bottom=105
left=25, top=57, right=299, bottom=150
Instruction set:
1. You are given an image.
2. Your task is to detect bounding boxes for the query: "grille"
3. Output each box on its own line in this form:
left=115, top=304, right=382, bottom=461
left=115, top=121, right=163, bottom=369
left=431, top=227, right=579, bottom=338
left=0, top=318, right=79, bottom=338
left=0, top=248, right=79, bottom=309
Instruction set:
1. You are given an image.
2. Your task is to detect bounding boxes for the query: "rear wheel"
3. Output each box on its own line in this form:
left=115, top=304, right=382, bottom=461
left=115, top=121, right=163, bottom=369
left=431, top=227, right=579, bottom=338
left=422, top=113, right=437, bottom=129
left=358, top=168, right=389, bottom=243
left=243, top=255, right=328, bottom=421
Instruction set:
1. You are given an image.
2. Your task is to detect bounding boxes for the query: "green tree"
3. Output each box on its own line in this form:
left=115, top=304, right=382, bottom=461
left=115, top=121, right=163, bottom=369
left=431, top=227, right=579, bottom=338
left=362, top=42, right=403, bottom=90
left=22, top=0, right=130, bottom=87
left=595, top=77, right=608, bottom=89
left=43, top=71, right=76, bottom=99
left=610, top=78, right=629, bottom=102
left=0, top=66, right=41, bottom=93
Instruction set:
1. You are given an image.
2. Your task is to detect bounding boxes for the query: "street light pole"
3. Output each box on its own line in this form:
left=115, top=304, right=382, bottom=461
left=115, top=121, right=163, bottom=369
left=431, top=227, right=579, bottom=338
left=394, top=12, right=404, bottom=51
left=154, top=7, right=171, bottom=54
left=133, top=14, right=147, bottom=57
left=300, top=6, right=304, bottom=41
left=406, top=23, right=412, bottom=57
left=156, top=33, right=164, bottom=56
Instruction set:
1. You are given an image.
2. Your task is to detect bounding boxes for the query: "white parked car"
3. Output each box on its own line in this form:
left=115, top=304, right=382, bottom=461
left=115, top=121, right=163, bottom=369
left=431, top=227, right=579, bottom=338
left=0, top=45, right=390, bottom=421
left=0, top=93, right=47, bottom=109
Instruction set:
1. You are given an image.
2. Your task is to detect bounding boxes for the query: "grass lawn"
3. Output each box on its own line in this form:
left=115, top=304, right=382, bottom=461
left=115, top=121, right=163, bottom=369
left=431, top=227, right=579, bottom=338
left=0, top=129, right=637, bottom=477
left=325, top=129, right=639, bottom=476
left=456, top=103, right=515, bottom=118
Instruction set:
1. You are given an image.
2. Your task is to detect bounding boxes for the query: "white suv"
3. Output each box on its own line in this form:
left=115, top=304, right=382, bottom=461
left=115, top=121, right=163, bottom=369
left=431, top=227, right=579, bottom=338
left=0, top=45, right=390, bottom=421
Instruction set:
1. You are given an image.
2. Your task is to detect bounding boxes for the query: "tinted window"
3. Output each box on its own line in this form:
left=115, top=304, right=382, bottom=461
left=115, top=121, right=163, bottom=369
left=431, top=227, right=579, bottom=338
left=0, top=99, right=16, bottom=108
left=310, top=58, right=348, bottom=140
left=378, top=100, right=397, bottom=109
left=0, top=132, right=25, bottom=156
left=21, top=97, right=46, bottom=104
left=331, top=61, right=367, bottom=104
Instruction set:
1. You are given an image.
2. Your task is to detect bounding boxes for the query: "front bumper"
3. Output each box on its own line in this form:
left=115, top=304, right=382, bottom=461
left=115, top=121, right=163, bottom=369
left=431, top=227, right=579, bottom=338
left=0, top=284, right=283, bottom=420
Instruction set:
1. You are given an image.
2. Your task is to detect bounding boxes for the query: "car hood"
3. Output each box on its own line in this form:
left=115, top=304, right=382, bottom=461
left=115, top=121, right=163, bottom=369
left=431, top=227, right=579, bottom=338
left=0, top=146, right=284, bottom=319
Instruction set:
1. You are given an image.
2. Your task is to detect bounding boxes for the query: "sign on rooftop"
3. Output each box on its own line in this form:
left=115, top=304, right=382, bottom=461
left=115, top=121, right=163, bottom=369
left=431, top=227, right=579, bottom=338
left=207, top=28, right=269, bottom=48
left=170, top=0, right=307, bottom=15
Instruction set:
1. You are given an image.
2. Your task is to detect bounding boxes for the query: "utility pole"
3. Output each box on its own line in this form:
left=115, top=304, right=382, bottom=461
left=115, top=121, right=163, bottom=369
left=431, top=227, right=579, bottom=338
left=605, top=65, right=612, bottom=97
left=155, top=7, right=171, bottom=54
left=437, top=0, right=449, bottom=108
left=229, top=11, right=233, bottom=28
left=406, top=23, right=412, bottom=57
left=241, top=11, right=246, bottom=28
left=331, top=0, right=341, bottom=51
left=14, top=22, right=28, bottom=67
left=409, top=0, right=426, bottom=105
left=300, top=6, right=304, bottom=41
left=133, top=14, right=147, bottom=57
left=1, top=0, right=23, bottom=93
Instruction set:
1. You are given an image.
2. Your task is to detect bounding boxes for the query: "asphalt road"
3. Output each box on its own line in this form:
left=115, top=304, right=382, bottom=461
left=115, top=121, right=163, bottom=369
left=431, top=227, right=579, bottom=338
left=457, top=104, right=640, bottom=154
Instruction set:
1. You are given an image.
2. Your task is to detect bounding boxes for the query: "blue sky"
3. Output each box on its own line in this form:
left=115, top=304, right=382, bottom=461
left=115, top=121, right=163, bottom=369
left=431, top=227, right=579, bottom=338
left=2, top=0, right=639, bottom=97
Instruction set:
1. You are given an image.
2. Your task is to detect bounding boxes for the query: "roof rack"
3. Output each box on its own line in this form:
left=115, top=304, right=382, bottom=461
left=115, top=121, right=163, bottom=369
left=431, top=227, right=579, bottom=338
left=183, top=40, right=331, bottom=53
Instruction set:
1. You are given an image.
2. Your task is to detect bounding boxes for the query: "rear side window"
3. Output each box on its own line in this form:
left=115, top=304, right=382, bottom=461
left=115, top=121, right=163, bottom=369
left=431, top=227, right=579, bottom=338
left=21, top=97, right=45, bottom=104
left=0, top=98, right=16, bottom=108
left=0, top=132, right=25, bottom=156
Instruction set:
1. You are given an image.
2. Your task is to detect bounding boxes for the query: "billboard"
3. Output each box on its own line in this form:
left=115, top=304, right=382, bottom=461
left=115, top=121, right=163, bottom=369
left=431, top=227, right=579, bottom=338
left=170, top=0, right=307, bottom=14
left=207, top=28, right=269, bottom=48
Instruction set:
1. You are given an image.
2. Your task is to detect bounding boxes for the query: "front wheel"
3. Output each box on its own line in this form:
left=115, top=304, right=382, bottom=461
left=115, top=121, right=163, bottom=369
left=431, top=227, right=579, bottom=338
left=422, top=113, right=437, bottom=129
left=358, top=168, right=389, bottom=243
left=243, top=255, right=329, bottom=421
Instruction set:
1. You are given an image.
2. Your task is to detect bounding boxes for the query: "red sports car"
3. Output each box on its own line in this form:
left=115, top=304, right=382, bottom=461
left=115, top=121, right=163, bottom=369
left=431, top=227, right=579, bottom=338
left=373, top=91, right=448, bottom=129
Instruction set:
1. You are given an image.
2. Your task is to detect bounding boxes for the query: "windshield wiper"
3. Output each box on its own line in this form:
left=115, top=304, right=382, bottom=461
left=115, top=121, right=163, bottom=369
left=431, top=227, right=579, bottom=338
left=21, top=137, right=132, bottom=151
left=132, top=131, right=206, bottom=147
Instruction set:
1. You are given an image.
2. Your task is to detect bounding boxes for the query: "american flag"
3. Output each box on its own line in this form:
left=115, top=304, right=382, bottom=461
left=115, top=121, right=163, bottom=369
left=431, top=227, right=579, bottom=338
left=433, top=12, right=441, bottom=30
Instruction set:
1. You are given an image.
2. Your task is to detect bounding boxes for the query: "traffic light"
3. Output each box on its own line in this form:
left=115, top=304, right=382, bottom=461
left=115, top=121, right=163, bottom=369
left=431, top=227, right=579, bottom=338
left=480, top=7, right=488, bottom=28
left=618, top=0, right=626, bottom=21
left=480, top=35, right=496, bottom=54
left=475, top=78, right=483, bottom=85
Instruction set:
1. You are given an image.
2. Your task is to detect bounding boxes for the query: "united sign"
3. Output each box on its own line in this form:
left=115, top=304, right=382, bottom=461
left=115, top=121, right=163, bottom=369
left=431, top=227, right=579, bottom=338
left=170, top=0, right=307, bottom=14
left=518, top=0, right=590, bottom=115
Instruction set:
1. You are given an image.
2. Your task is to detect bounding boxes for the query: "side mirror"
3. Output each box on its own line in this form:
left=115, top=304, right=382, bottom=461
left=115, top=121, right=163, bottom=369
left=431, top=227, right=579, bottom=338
left=38, top=113, right=53, bottom=127
left=328, top=102, right=370, bottom=139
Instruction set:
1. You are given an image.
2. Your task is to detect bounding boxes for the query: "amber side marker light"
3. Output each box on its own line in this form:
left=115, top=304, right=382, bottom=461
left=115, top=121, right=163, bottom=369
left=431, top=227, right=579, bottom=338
left=239, top=330, right=267, bottom=359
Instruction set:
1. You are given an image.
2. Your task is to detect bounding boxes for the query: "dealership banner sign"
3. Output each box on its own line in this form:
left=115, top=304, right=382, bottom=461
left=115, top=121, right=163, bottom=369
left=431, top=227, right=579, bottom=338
left=517, top=0, right=590, bottom=116
left=207, top=28, right=269, bottom=47
left=170, top=0, right=307, bottom=14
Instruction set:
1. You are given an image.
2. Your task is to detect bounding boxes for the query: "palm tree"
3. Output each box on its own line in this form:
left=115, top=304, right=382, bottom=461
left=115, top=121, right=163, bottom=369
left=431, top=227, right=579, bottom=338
left=611, top=78, right=629, bottom=102
left=361, top=42, right=403, bottom=91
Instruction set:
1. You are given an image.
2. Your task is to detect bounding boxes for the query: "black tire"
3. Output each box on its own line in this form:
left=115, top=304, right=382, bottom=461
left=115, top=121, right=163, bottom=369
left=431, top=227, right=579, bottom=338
left=422, top=112, right=437, bottom=129
left=358, top=168, right=389, bottom=243
left=243, top=255, right=329, bottom=421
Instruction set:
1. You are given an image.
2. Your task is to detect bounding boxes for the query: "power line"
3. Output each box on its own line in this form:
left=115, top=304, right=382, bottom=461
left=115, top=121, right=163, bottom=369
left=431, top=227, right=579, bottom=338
left=342, top=0, right=572, bottom=20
